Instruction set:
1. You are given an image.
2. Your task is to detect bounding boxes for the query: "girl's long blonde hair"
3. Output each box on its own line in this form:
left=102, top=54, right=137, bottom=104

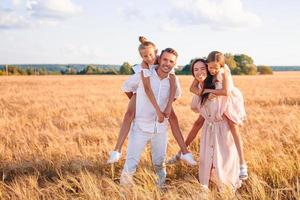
left=207, top=51, right=225, bottom=67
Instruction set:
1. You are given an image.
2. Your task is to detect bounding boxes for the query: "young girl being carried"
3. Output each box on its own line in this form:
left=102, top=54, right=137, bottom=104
left=107, top=36, right=196, bottom=165
left=170, top=52, right=248, bottom=180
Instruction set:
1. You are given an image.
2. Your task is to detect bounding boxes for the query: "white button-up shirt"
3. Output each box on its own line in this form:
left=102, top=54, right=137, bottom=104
left=122, top=65, right=181, bottom=133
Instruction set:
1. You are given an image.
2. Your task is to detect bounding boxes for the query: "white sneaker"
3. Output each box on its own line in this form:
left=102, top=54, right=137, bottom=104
left=107, top=151, right=121, bottom=164
left=239, top=164, right=248, bottom=180
left=180, top=153, right=197, bottom=166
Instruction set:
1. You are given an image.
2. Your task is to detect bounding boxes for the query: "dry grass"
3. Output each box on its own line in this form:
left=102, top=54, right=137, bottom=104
left=0, top=72, right=299, bottom=200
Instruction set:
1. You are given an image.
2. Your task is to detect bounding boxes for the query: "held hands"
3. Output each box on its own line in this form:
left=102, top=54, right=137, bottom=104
left=157, top=110, right=165, bottom=123
left=163, top=105, right=172, bottom=119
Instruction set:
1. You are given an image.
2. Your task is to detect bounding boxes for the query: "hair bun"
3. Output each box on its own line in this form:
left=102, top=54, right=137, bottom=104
left=139, top=36, right=147, bottom=44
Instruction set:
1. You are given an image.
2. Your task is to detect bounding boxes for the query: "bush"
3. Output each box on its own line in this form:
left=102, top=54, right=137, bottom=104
left=119, top=62, right=133, bottom=75
left=257, top=65, right=273, bottom=75
left=245, top=64, right=257, bottom=75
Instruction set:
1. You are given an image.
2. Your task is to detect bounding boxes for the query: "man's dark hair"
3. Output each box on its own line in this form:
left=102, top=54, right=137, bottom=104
left=160, top=48, right=178, bottom=58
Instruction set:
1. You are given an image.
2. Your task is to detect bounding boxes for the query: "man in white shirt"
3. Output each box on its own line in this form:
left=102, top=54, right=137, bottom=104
left=120, top=48, right=181, bottom=187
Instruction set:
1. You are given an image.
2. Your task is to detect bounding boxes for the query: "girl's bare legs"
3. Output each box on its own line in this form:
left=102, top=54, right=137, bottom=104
left=107, top=94, right=136, bottom=163
left=183, top=115, right=204, bottom=148
left=168, top=114, right=204, bottom=164
left=225, top=115, right=248, bottom=179
left=169, top=108, right=188, bottom=154
left=168, top=108, right=197, bottom=165
left=164, top=74, right=176, bottom=118
left=226, top=117, right=245, bottom=165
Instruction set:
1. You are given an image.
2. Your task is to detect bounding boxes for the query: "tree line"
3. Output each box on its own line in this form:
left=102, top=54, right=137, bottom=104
left=0, top=53, right=273, bottom=76
left=177, top=53, right=273, bottom=75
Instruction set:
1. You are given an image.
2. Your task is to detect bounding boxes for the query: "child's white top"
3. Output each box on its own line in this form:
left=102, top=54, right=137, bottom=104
left=132, top=64, right=176, bottom=77
left=215, top=64, right=234, bottom=91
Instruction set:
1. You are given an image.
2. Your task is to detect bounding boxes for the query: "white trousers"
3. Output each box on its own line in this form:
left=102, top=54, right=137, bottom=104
left=120, top=123, right=168, bottom=186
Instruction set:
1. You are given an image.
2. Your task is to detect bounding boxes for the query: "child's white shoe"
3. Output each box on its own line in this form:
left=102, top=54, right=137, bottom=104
left=180, top=153, right=197, bottom=166
left=239, top=164, right=248, bottom=180
left=107, top=151, right=121, bottom=164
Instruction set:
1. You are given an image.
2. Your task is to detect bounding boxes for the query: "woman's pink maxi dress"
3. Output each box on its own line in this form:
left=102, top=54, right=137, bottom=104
left=197, top=75, right=242, bottom=190
left=198, top=95, right=242, bottom=189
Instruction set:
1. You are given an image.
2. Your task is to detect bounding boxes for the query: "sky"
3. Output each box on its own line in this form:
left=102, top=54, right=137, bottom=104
left=0, top=0, right=299, bottom=66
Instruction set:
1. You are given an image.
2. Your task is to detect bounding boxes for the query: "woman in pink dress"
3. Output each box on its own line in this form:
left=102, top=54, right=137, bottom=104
left=191, top=59, right=242, bottom=190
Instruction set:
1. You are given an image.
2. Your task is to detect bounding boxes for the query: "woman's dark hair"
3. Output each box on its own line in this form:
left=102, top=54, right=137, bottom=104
left=200, top=72, right=215, bottom=105
left=190, top=58, right=214, bottom=105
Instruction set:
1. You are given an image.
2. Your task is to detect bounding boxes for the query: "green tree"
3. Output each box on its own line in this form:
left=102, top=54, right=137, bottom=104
left=17, top=68, right=26, bottom=75
left=233, top=54, right=257, bottom=75
left=244, top=64, right=257, bottom=75
left=8, top=66, right=19, bottom=75
left=85, top=65, right=96, bottom=74
left=119, top=62, right=133, bottom=75
left=231, top=67, right=242, bottom=75
left=224, top=53, right=237, bottom=70
left=38, top=67, right=49, bottom=75
left=257, top=65, right=273, bottom=75
left=179, top=58, right=203, bottom=75
left=180, top=64, right=191, bottom=75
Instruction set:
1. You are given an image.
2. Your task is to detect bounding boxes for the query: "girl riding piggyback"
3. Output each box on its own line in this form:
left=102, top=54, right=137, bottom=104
left=202, top=51, right=248, bottom=180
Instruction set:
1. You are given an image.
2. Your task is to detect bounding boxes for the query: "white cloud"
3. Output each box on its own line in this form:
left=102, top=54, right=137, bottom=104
left=27, top=0, right=83, bottom=19
left=117, top=1, right=145, bottom=21
left=0, top=10, right=31, bottom=29
left=11, top=0, right=22, bottom=6
left=0, top=0, right=83, bottom=29
left=168, top=0, right=262, bottom=30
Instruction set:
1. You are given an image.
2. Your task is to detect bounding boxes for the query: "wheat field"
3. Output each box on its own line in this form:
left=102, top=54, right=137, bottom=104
left=0, top=72, right=299, bottom=200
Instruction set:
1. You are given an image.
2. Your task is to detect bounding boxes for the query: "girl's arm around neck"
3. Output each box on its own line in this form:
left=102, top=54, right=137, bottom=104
left=204, top=71, right=230, bottom=96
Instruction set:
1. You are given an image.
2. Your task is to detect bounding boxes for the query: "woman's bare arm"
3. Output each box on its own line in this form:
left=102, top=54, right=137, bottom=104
left=190, top=79, right=201, bottom=95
